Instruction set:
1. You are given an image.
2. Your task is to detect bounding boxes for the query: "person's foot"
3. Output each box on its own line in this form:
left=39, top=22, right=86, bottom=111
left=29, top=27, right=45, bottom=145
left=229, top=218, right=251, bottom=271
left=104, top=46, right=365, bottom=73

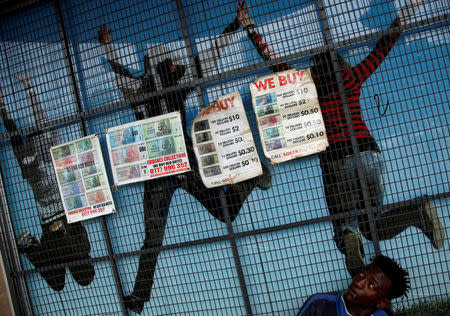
left=49, top=219, right=64, bottom=232
left=124, top=295, right=146, bottom=314
left=343, top=232, right=365, bottom=277
left=418, top=200, right=446, bottom=249
left=17, top=232, right=66, bottom=292
left=16, top=231, right=37, bottom=252
left=69, top=262, right=95, bottom=287
left=256, top=163, right=272, bottom=190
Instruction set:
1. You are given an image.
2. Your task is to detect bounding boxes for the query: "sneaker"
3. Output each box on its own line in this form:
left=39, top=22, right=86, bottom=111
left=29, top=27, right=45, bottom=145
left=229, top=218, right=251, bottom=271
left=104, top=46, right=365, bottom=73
left=256, top=163, right=272, bottom=190
left=419, top=200, right=446, bottom=249
left=69, top=262, right=95, bottom=287
left=49, top=220, right=64, bottom=232
left=124, top=294, right=145, bottom=314
left=343, top=232, right=365, bottom=277
left=16, top=231, right=37, bottom=253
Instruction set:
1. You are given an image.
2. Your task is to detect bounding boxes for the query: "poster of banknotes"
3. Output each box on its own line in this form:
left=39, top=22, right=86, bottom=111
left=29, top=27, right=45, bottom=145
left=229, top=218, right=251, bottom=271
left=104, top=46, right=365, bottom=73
left=51, top=135, right=116, bottom=223
left=250, top=69, right=328, bottom=163
left=106, top=112, right=190, bottom=185
left=192, top=91, right=262, bottom=188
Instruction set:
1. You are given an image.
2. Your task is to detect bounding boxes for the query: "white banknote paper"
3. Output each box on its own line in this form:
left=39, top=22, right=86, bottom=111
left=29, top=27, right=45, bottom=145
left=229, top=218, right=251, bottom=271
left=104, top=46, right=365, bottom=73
left=192, top=91, right=262, bottom=188
left=51, top=135, right=116, bottom=223
left=250, top=69, right=328, bottom=163
left=106, top=112, right=190, bottom=186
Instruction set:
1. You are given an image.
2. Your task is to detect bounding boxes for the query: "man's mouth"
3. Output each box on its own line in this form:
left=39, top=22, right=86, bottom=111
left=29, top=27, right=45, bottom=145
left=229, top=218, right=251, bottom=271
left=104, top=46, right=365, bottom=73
left=348, top=286, right=357, bottom=299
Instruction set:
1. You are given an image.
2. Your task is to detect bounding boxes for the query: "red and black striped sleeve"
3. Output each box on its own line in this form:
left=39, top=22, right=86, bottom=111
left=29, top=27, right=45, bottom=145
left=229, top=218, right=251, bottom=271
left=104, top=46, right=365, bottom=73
left=244, top=24, right=292, bottom=73
left=352, top=18, right=402, bottom=84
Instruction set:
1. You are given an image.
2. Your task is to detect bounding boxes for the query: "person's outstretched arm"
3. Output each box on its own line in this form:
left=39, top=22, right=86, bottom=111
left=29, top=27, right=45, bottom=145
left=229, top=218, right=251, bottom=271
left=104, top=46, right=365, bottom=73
left=0, top=88, right=31, bottom=162
left=195, top=2, right=244, bottom=77
left=352, top=0, right=424, bottom=84
left=15, top=74, right=59, bottom=147
left=237, top=0, right=291, bottom=73
left=97, top=24, right=142, bottom=93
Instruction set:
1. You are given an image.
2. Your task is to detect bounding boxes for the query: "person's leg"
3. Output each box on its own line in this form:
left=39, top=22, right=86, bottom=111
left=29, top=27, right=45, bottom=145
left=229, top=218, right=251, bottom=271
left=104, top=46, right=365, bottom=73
left=320, top=156, right=365, bottom=276
left=59, top=220, right=95, bottom=287
left=182, top=159, right=272, bottom=223
left=182, top=170, right=253, bottom=223
left=17, top=226, right=66, bottom=292
left=125, top=177, right=176, bottom=314
left=353, top=152, right=446, bottom=249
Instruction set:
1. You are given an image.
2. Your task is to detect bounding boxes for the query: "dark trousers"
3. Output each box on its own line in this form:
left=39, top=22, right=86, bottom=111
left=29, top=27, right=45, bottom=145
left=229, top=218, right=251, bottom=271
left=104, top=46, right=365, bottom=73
left=320, top=151, right=427, bottom=256
left=22, top=221, right=95, bottom=292
left=131, top=171, right=257, bottom=301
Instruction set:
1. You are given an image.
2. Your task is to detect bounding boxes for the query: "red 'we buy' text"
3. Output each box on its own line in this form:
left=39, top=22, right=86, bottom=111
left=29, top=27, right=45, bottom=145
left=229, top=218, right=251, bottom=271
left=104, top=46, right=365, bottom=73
left=199, top=96, right=236, bottom=117
left=253, top=71, right=304, bottom=92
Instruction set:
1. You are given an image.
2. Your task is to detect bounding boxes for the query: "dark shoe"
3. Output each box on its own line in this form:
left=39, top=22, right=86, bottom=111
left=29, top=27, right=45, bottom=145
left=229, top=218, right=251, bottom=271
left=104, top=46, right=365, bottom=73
left=124, top=295, right=146, bottom=314
left=16, top=231, right=37, bottom=252
left=49, top=219, right=64, bottom=233
left=256, top=163, right=272, bottom=190
left=64, top=223, right=95, bottom=286
left=343, top=232, right=365, bottom=277
left=17, top=232, right=66, bottom=292
left=418, top=200, right=446, bottom=249
left=69, top=262, right=95, bottom=286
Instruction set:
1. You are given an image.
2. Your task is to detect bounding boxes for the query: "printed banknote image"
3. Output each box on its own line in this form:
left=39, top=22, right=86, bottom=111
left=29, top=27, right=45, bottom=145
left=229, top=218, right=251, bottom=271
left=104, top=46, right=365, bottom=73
left=61, top=180, right=85, bottom=198
left=259, top=114, right=281, bottom=128
left=262, top=126, right=285, bottom=140
left=111, top=145, right=143, bottom=165
left=76, top=138, right=93, bottom=152
left=257, top=103, right=279, bottom=117
left=203, top=165, right=221, bottom=177
left=109, top=125, right=144, bottom=148
left=198, top=142, right=216, bottom=155
left=58, top=168, right=81, bottom=185
left=194, top=119, right=210, bottom=132
left=255, top=93, right=277, bottom=106
left=195, top=131, right=213, bottom=144
left=81, top=164, right=100, bottom=177
left=265, top=138, right=287, bottom=151
left=87, top=189, right=107, bottom=204
left=79, top=151, right=96, bottom=165
left=146, top=136, right=184, bottom=158
left=54, top=155, right=78, bottom=171
left=53, top=143, right=76, bottom=161
left=156, top=118, right=172, bottom=137
left=116, top=165, right=141, bottom=182
left=201, top=154, right=219, bottom=167
left=64, top=194, right=88, bottom=211
left=83, top=174, right=106, bottom=190
left=142, top=118, right=173, bottom=139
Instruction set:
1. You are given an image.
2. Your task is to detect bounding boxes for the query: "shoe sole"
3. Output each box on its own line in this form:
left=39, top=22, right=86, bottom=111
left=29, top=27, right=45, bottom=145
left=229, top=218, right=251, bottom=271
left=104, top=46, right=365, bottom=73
left=423, top=201, right=446, bottom=249
left=344, top=233, right=364, bottom=276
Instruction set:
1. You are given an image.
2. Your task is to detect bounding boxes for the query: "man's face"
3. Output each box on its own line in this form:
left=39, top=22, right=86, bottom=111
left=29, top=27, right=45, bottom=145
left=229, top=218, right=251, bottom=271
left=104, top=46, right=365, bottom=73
left=344, top=264, right=392, bottom=309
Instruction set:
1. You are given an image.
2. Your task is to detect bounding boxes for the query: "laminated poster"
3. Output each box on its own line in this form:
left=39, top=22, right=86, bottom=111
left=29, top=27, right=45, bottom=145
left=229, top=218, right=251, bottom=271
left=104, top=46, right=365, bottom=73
left=192, top=91, right=262, bottom=188
left=250, top=69, right=328, bottom=163
left=51, top=135, right=116, bottom=223
left=106, top=112, right=190, bottom=186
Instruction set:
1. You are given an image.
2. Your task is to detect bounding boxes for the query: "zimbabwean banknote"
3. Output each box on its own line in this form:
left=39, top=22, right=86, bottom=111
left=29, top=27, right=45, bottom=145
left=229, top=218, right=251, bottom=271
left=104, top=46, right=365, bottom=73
left=146, top=136, right=184, bottom=158
left=262, top=126, right=285, bottom=140
left=109, top=125, right=144, bottom=148
left=53, top=144, right=76, bottom=161
left=76, top=138, right=93, bottom=153
left=83, top=174, right=106, bottom=190
left=64, top=195, right=88, bottom=211
left=142, top=118, right=178, bottom=140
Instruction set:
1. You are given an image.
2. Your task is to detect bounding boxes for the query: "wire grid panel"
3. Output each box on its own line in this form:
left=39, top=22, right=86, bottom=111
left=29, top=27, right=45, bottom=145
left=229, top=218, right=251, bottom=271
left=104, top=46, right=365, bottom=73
left=0, top=0, right=448, bottom=315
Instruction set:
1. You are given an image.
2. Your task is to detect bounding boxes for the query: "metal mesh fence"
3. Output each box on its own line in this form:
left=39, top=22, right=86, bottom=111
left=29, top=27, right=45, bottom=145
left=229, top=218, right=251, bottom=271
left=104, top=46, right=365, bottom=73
left=0, top=0, right=448, bottom=315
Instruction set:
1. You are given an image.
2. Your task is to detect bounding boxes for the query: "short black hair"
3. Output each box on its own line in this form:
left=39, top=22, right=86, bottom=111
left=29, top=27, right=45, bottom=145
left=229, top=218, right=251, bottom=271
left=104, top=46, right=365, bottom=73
left=371, top=255, right=410, bottom=300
